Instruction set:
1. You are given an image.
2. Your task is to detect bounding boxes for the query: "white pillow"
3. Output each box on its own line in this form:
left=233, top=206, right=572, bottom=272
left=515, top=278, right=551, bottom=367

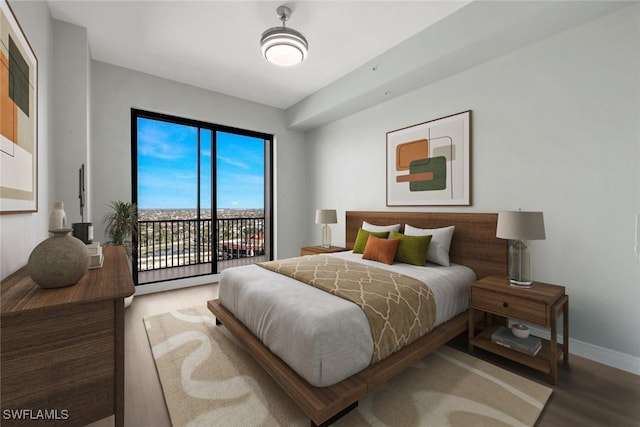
left=362, top=221, right=401, bottom=234
left=404, top=224, right=455, bottom=266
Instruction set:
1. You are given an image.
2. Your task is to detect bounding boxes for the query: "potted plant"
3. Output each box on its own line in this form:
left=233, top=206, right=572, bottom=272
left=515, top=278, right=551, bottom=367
left=103, top=201, right=138, bottom=255
left=103, top=201, right=138, bottom=308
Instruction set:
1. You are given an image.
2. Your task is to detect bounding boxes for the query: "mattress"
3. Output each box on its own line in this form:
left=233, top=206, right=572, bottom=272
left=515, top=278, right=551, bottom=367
left=218, top=251, right=476, bottom=387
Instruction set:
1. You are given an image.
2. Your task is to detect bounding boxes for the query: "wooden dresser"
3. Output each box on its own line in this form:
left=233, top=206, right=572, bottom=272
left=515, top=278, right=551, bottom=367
left=1, top=246, right=134, bottom=427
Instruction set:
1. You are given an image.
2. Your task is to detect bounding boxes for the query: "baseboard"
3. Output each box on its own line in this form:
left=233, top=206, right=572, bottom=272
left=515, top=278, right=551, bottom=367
left=570, top=337, right=640, bottom=375
left=133, top=274, right=220, bottom=296
left=526, top=325, right=640, bottom=376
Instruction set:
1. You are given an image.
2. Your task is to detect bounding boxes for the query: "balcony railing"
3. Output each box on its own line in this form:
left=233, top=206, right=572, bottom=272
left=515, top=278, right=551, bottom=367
left=137, top=217, right=265, bottom=272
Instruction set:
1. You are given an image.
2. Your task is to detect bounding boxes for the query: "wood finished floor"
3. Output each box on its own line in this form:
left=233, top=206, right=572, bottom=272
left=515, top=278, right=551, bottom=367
left=90, top=284, right=640, bottom=427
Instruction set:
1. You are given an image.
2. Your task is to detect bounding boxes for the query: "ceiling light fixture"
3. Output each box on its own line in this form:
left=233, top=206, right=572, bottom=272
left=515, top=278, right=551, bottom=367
left=260, top=5, right=308, bottom=67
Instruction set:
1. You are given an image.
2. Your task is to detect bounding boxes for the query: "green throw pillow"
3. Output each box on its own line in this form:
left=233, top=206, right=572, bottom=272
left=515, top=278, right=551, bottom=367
left=390, top=231, right=432, bottom=266
left=353, top=228, right=389, bottom=253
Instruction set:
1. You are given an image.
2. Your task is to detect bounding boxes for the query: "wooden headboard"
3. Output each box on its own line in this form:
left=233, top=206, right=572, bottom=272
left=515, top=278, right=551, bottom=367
left=346, top=211, right=507, bottom=279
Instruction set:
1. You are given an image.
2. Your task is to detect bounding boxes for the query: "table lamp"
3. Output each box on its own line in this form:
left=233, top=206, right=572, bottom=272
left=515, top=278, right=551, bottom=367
left=315, top=209, right=337, bottom=248
left=496, top=211, right=546, bottom=287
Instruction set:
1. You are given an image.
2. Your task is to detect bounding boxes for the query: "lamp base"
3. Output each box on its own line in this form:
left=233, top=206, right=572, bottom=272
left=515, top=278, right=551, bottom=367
left=321, top=224, right=331, bottom=248
left=508, top=239, right=533, bottom=286
left=509, top=279, right=533, bottom=288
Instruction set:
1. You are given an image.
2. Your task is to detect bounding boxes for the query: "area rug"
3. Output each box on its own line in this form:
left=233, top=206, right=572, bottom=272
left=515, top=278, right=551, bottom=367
left=144, top=306, right=552, bottom=427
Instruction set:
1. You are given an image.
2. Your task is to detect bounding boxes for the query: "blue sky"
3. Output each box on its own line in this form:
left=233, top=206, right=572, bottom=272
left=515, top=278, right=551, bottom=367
left=137, top=118, right=264, bottom=209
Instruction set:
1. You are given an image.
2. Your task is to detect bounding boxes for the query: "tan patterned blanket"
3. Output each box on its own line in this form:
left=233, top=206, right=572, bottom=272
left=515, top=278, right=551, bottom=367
left=257, top=255, right=436, bottom=363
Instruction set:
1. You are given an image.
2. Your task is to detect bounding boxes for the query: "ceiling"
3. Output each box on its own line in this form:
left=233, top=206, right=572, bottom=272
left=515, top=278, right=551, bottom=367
left=47, top=1, right=469, bottom=110
left=46, top=1, right=629, bottom=130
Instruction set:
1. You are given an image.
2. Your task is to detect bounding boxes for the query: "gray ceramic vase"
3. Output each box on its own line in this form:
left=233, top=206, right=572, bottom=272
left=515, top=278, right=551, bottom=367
left=28, top=229, right=90, bottom=288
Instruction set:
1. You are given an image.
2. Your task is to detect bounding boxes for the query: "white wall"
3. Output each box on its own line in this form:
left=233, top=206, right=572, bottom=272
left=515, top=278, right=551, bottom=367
left=0, top=1, right=53, bottom=280
left=52, top=18, right=91, bottom=224
left=305, top=4, right=640, bottom=370
left=90, top=61, right=308, bottom=260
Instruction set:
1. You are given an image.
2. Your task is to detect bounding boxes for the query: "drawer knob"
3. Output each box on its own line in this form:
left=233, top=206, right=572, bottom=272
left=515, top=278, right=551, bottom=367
left=503, top=302, right=509, bottom=308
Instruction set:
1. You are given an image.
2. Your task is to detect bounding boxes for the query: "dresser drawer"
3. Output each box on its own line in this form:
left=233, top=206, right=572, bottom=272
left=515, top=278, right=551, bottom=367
left=470, top=288, right=548, bottom=326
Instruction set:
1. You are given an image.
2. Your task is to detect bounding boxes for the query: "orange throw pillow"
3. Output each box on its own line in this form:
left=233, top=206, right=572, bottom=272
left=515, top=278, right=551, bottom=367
left=362, top=235, right=400, bottom=265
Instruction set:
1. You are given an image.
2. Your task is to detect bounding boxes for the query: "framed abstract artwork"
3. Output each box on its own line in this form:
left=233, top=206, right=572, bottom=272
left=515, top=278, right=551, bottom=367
left=1, top=0, right=38, bottom=214
left=386, top=110, right=471, bottom=206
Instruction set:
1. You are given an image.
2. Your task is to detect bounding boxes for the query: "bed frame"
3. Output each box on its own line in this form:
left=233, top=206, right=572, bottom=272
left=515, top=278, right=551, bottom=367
left=207, top=211, right=507, bottom=426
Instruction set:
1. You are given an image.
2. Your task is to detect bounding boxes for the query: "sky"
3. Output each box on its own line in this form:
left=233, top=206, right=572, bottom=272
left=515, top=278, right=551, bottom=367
left=137, top=118, right=265, bottom=209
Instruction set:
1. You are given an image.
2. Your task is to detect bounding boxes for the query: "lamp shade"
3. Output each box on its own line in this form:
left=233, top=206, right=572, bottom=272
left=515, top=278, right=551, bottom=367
left=497, top=211, right=546, bottom=240
left=315, top=209, right=337, bottom=224
left=261, top=27, right=308, bottom=66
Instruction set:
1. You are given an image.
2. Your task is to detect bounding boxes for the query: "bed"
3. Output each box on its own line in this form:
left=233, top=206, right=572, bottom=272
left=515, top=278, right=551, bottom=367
left=207, top=211, right=507, bottom=426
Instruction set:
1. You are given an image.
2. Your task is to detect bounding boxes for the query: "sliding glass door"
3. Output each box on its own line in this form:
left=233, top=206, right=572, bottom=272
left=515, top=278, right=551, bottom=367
left=216, top=131, right=269, bottom=264
left=132, top=109, right=272, bottom=285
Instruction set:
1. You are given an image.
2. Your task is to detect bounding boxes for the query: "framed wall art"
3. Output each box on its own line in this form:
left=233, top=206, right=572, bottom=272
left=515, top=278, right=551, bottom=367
left=1, top=0, right=38, bottom=214
left=387, top=110, right=470, bottom=206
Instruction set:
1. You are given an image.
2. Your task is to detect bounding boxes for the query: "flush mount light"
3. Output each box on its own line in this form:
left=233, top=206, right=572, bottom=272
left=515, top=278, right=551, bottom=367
left=260, top=5, right=308, bottom=67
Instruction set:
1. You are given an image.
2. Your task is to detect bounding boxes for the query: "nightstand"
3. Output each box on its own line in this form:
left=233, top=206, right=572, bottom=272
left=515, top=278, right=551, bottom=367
left=300, top=246, right=348, bottom=256
left=468, top=275, right=569, bottom=384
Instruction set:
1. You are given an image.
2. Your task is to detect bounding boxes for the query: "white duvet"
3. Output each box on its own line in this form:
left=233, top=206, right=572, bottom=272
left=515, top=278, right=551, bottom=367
left=218, top=251, right=475, bottom=387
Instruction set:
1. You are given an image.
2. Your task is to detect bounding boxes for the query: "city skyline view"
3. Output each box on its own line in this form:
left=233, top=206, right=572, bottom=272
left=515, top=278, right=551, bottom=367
left=137, top=117, right=265, bottom=210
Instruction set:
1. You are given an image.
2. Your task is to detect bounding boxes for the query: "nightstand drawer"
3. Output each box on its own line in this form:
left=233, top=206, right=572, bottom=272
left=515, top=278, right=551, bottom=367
left=471, top=288, right=547, bottom=325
